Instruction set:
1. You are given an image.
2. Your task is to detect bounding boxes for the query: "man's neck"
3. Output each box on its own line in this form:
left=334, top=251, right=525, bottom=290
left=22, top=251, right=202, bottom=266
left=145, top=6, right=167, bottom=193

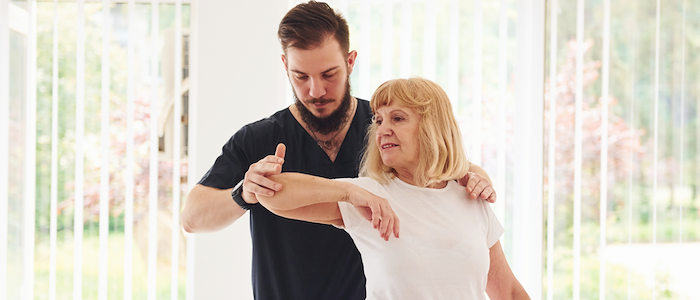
left=290, top=97, right=358, bottom=162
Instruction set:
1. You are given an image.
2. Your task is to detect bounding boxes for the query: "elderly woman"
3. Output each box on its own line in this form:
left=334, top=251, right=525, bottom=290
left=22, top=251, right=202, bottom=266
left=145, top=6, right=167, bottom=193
left=257, top=78, right=529, bottom=300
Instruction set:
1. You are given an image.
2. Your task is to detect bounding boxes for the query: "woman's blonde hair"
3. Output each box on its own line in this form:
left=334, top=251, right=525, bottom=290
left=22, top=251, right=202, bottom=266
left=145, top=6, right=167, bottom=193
left=360, top=77, right=471, bottom=187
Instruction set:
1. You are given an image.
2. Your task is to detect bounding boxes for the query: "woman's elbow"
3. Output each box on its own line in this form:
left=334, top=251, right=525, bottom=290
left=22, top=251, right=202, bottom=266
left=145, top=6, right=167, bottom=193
left=257, top=195, right=293, bottom=212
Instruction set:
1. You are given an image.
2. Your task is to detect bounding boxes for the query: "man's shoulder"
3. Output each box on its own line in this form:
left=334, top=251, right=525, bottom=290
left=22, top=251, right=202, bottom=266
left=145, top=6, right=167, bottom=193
left=245, top=107, right=291, bottom=130
left=220, top=107, right=295, bottom=156
left=233, top=107, right=292, bottom=138
left=354, top=98, right=372, bottom=122
left=356, top=98, right=370, bottom=110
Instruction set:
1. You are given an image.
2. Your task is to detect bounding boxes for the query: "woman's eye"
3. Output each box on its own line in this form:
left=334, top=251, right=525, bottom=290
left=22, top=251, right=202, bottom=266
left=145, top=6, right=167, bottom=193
left=393, top=117, right=403, bottom=122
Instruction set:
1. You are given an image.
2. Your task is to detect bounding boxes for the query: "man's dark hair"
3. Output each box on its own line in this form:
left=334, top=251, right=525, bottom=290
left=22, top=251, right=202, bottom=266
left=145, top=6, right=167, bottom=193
left=278, top=1, right=350, bottom=56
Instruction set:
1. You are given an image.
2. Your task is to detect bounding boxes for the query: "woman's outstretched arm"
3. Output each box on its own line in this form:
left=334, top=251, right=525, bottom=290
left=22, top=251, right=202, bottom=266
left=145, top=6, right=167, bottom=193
left=257, top=173, right=400, bottom=241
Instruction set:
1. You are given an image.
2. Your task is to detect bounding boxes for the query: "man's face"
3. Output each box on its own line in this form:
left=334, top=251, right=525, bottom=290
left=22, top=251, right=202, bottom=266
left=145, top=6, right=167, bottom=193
left=282, top=37, right=357, bottom=134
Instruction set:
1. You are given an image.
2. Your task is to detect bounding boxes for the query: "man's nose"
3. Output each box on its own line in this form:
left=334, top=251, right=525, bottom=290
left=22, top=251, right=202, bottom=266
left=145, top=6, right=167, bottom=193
left=308, top=78, right=326, bottom=99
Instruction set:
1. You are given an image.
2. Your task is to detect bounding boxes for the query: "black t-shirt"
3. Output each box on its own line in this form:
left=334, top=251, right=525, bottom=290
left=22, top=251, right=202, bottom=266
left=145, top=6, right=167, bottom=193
left=198, top=99, right=372, bottom=300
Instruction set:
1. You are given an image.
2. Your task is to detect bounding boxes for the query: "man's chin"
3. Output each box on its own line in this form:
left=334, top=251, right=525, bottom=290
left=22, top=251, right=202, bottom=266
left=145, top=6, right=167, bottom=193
left=313, top=109, right=333, bottom=117
left=306, top=106, right=335, bottom=117
left=306, top=102, right=333, bottom=112
left=294, top=81, right=352, bottom=135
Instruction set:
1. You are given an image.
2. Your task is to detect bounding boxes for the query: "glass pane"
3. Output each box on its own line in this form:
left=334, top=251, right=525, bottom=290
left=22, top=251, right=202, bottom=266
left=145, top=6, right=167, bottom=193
left=81, top=3, right=103, bottom=298
left=34, top=1, right=55, bottom=298
left=31, top=1, right=192, bottom=299
left=545, top=0, right=700, bottom=299
left=107, top=4, right=128, bottom=299
left=157, top=3, right=176, bottom=299
left=130, top=4, right=152, bottom=299
left=8, top=1, right=28, bottom=299
left=684, top=0, right=700, bottom=247
left=56, top=2, right=77, bottom=299
left=155, top=4, right=192, bottom=298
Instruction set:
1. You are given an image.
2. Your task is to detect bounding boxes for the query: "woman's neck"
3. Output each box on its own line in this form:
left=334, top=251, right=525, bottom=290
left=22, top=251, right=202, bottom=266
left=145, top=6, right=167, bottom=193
left=395, top=169, right=447, bottom=189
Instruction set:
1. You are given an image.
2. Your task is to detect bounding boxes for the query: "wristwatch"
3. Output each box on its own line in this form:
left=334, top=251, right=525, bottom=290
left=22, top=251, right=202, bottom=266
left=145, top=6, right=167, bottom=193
left=231, top=180, right=256, bottom=210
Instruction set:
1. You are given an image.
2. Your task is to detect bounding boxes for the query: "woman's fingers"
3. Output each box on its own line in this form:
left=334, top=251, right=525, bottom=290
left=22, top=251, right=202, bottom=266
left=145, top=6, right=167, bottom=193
left=374, top=202, right=400, bottom=241
left=357, top=194, right=399, bottom=241
left=393, top=211, right=400, bottom=238
left=383, top=214, right=393, bottom=241
left=371, top=204, right=381, bottom=229
left=379, top=208, right=389, bottom=240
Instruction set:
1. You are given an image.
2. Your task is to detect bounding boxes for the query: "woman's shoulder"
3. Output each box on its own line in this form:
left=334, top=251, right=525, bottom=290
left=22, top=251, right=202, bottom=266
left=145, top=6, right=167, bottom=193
left=335, top=176, right=382, bottom=192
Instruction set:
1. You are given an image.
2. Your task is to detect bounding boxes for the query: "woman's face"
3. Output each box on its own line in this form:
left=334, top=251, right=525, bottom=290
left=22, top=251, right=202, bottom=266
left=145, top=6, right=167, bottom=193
left=374, top=102, right=422, bottom=178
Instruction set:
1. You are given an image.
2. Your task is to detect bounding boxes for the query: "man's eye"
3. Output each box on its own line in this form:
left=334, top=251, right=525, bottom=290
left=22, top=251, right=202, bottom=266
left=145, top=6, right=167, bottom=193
left=297, top=76, right=308, bottom=80
left=323, top=73, right=335, bottom=79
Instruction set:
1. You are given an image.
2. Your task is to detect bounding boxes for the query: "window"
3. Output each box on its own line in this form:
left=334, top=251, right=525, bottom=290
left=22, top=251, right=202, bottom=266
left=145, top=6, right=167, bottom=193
left=1, top=1, right=192, bottom=299
left=544, top=0, right=699, bottom=299
left=5, top=2, right=30, bottom=299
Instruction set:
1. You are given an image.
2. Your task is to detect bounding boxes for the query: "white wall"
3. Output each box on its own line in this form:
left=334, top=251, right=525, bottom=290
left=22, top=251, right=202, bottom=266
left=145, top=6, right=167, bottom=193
left=189, top=1, right=289, bottom=299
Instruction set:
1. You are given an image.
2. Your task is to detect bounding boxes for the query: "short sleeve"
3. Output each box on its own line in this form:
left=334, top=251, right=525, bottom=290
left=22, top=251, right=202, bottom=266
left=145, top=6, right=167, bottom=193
left=333, top=177, right=381, bottom=232
left=483, top=202, right=505, bottom=248
left=336, top=202, right=365, bottom=231
left=197, top=129, right=250, bottom=189
left=198, top=117, right=283, bottom=190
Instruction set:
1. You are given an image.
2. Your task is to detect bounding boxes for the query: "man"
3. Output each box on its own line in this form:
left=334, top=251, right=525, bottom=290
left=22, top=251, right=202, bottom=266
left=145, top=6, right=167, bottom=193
left=181, top=1, right=496, bottom=299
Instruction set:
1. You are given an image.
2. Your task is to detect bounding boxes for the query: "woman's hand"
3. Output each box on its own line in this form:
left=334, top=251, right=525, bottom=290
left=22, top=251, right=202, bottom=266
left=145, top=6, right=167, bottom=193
left=345, top=185, right=400, bottom=241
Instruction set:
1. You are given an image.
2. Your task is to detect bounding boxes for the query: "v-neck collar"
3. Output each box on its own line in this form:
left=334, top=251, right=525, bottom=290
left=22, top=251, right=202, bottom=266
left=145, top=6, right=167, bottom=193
left=288, top=99, right=361, bottom=163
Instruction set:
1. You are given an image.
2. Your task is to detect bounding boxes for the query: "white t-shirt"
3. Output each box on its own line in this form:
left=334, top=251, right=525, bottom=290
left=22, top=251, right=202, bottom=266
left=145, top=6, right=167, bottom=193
left=335, top=177, right=504, bottom=300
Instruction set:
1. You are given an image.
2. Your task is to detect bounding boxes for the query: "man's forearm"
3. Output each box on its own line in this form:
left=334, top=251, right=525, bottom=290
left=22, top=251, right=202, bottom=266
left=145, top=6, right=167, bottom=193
left=181, top=184, right=247, bottom=233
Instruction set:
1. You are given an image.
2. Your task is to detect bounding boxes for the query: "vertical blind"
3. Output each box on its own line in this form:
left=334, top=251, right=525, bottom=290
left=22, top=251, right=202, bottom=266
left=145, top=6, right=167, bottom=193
left=1, top=0, right=191, bottom=299
left=4, top=0, right=699, bottom=299
left=546, top=0, right=699, bottom=299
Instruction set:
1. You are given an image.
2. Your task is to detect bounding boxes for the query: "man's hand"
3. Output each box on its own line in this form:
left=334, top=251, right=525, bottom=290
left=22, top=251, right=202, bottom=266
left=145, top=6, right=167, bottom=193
left=346, top=185, right=400, bottom=241
left=458, top=171, right=496, bottom=203
left=242, top=143, right=286, bottom=204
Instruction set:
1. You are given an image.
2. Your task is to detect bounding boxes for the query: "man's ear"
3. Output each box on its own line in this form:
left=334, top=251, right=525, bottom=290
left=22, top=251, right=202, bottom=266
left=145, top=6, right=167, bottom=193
left=346, top=50, right=358, bottom=74
left=281, top=54, right=288, bottom=73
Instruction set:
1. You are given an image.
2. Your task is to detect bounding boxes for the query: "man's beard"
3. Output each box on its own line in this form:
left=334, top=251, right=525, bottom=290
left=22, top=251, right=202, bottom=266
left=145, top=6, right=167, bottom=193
left=294, top=79, right=352, bottom=135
